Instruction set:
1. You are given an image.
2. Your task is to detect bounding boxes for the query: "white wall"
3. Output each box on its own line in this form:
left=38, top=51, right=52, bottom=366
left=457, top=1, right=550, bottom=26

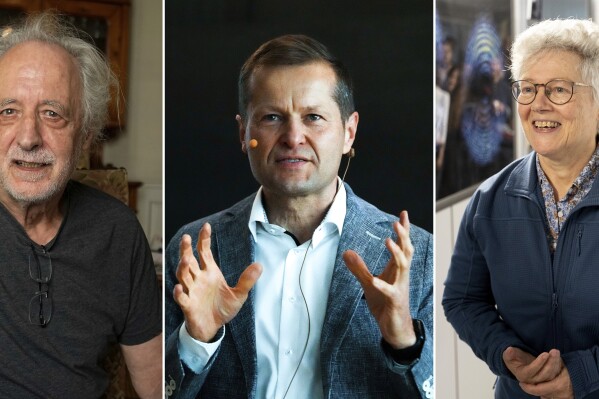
left=103, top=0, right=163, bottom=243
left=436, top=199, right=497, bottom=399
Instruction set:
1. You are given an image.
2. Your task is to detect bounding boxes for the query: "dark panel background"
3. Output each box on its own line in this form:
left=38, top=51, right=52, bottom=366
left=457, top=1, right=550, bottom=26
left=165, top=0, right=433, bottom=243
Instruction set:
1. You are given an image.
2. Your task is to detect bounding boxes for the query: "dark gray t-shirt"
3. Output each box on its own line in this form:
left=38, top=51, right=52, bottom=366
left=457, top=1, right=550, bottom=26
left=0, top=181, right=161, bottom=398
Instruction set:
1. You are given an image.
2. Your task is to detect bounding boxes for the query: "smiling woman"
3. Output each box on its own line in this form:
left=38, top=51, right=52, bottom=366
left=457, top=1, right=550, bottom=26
left=443, top=18, right=599, bottom=399
left=515, top=50, right=599, bottom=198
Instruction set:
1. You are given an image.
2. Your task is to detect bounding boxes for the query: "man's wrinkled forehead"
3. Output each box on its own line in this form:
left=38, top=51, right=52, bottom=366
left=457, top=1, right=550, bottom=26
left=0, top=41, right=83, bottom=121
left=246, top=62, right=340, bottom=106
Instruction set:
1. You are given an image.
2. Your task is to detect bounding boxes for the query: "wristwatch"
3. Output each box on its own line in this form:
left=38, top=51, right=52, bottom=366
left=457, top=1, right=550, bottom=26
left=383, top=318, right=426, bottom=365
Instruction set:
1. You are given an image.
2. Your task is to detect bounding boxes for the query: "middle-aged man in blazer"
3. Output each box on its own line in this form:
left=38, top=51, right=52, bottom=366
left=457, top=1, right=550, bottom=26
left=164, top=34, right=433, bottom=398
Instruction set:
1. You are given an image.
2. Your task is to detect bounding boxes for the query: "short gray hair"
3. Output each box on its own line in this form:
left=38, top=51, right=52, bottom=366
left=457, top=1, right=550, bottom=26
left=0, top=11, right=117, bottom=141
left=510, top=18, right=599, bottom=103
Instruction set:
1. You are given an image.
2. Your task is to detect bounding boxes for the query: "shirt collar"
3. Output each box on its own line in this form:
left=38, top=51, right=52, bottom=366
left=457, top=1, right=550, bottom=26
left=248, top=178, right=347, bottom=247
left=570, top=146, right=599, bottom=193
left=536, top=145, right=599, bottom=201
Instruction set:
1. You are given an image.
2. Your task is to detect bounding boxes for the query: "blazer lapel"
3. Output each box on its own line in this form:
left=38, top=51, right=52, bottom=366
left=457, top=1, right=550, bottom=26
left=213, top=199, right=258, bottom=397
left=320, top=190, right=393, bottom=365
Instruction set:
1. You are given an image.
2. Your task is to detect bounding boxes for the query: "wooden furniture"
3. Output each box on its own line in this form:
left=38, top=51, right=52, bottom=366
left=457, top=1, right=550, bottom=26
left=72, top=167, right=129, bottom=204
left=71, top=167, right=142, bottom=213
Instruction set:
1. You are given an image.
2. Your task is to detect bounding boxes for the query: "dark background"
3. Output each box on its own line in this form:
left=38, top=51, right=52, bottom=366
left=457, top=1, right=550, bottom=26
left=165, top=0, right=433, bottom=243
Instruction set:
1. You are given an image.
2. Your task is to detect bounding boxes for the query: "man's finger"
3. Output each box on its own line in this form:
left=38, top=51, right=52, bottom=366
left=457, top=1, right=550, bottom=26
left=197, top=223, right=215, bottom=271
left=399, top=210, right=410, bottom=227
left=377, top=239, right=400, bottom=284
left=371, top=276, right=395, bottom=297
left=173, top=284, right=190, bottom=308
left=396, top=212, right=414, bottom=260
left=234, top=263, right=263, bottom=296
left=343, top=250, right=373, bottom=287
left=179, top=234, right=193, bottom=261
left=385, top=238, right=409, bottom=275
left=176, top=257, right=197, bottom=290
left=178, top=234, right=202, bottom=281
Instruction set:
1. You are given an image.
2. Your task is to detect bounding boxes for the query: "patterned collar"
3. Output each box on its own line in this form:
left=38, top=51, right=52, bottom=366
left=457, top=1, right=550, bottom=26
left=536, top=146, right=599, bottom=252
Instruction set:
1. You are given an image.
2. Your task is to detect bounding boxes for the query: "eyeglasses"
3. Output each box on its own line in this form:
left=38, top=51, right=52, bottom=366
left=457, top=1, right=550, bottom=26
left=511, top=79, right=592, bottom=105
left=28, top=245, right=52, bottom=327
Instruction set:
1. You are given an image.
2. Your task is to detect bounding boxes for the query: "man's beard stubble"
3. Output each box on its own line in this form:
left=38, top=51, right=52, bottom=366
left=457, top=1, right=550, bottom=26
left=0, top=139, right=84, bottom=205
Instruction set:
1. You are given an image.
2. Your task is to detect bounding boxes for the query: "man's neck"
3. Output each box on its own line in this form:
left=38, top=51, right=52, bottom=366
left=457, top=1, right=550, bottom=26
left=262, top=181, right=339, bottom=244
left=0, top=192, right=64, bottom=245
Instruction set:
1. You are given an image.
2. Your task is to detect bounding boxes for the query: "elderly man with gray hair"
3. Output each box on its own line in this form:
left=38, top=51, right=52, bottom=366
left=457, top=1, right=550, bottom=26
left=0, top=12, right=162, bottom=398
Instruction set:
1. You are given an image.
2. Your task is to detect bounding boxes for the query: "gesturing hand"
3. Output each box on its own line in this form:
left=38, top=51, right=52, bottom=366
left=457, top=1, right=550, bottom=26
left=343, top=210, right=416, bottom=349
left=173, top=223, right=262, bottom=342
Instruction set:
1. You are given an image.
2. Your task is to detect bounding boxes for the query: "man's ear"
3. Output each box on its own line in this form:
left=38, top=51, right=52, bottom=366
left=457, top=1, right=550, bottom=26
left=81, top=130, right=94, bottom=153
left=343, top=111, right=359, bottom=154
left=236, top=114, right=247, bottom=153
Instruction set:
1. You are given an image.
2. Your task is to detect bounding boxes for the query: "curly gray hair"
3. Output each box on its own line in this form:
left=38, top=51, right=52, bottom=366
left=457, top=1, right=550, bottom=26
left=510, top=18, right=599, bottom=103
left=0, top=11, right=117, bottom=141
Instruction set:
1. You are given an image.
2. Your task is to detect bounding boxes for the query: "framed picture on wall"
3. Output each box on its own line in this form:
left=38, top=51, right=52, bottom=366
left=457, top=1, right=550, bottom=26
left=435, top=0, right=515, bottom=207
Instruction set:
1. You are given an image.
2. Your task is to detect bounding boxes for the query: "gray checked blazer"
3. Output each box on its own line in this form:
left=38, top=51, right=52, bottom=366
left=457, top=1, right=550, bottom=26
left=165, top=184, right=433, bottom=398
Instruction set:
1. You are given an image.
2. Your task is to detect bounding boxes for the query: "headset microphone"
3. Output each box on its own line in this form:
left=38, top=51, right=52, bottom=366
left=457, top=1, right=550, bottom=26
left=283, top=145, right=354, bottom=399
left=249, top=139, right=258, bottom=149
left=341, top=147, right=355, bottom=182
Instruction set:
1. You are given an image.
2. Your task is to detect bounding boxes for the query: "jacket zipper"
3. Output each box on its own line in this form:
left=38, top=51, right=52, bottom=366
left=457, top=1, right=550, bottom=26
left=551, top=292, right=558, bottom=348
left=577, top=227, right=582, bottom=256
left=550, top=218, right=583, bottom=351
left=516, top=191, right=559, bottom=349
